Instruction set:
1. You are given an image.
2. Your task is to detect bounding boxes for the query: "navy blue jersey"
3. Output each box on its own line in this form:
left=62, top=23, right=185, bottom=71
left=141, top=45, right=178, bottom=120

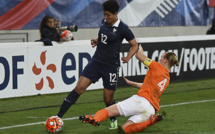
left=92, top=19, right=135, bottom=67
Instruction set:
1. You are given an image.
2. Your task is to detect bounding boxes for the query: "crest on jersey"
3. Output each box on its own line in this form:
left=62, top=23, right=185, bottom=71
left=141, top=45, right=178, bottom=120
left=113, top=28, right=117, bottom=33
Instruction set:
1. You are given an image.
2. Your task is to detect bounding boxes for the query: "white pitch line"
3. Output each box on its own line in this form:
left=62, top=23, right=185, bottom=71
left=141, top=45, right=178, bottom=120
left=160, top=99, right=215, bottom=108
left=0, top=121, right=45, bottom=130
left=0, top=99, right=215, bottom=130
left=0, top=117, right=79, bottom=130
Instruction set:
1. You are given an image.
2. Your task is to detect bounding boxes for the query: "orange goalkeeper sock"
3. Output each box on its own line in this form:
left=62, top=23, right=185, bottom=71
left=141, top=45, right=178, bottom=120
left=93, top=109, right=109, bottom=122
left=124, top=120, right=151, bottom=133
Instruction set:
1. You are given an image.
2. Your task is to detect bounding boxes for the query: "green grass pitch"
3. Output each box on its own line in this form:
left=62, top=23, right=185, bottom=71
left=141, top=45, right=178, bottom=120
left=0, top=78, right=215, bottom=134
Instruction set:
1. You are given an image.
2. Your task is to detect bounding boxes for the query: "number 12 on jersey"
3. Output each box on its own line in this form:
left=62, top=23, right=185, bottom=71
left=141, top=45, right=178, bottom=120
left=101, top=33, right=107, bottom=44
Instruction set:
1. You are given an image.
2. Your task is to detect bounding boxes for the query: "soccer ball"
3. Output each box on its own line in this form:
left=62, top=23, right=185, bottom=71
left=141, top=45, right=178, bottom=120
left=45, top=116, right=64, bottom=133
left=61, top=30, right=73, bottom=41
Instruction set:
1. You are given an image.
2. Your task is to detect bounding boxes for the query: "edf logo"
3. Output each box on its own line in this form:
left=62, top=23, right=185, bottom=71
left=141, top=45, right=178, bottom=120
left=32, top=51, right=56, bottom=90
left=0, top=50, right=92, bottom=91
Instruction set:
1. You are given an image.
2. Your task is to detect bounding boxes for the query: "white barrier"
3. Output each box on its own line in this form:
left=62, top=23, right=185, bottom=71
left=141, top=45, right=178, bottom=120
left=0, top=40, right=103, bottom=99
left=0, top=35, right=215, bottom=99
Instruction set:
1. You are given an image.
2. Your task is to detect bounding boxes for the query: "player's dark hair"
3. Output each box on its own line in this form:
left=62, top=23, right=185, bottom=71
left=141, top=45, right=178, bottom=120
left=102, top=0, right=119, bottom=14
left=39, top=15, right=54, bottom=37
left=165, top=52, right=179, bottom=67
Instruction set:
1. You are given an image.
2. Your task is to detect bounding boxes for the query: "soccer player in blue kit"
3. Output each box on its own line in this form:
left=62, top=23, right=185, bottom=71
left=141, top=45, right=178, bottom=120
left=56, top=0, right=138, bottom=129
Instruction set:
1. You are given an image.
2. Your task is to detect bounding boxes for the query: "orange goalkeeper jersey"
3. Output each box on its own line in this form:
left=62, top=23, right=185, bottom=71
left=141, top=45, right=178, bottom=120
left=137, top=58, right=170, bottom=112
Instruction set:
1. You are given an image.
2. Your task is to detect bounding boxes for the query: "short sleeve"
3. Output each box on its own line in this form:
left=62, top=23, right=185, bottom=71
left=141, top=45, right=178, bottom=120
left=121, top=25, right=135, bottom=41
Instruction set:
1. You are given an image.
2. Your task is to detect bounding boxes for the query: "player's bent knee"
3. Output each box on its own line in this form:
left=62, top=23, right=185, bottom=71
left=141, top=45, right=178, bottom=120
left=104, top=98, right=114, bottom=105
left=74, top=85, right=87, bottom=95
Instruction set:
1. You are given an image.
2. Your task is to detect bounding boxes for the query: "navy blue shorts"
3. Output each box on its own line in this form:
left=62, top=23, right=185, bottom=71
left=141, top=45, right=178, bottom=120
left=81, top=60, right=119, bottom=90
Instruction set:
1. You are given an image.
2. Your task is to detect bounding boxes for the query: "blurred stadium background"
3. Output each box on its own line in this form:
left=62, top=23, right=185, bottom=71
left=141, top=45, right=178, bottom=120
left=0, top=0, right=214, bottom=42
left=0, top=0, right=215, bottom=133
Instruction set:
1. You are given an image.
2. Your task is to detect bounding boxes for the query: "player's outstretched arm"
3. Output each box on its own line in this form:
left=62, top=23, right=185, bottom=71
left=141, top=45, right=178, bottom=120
left=123, top=76, right=142, bottom=89
left=121, top=38, right=138, bottom=63
left=135, top=45, right=147, bottom=64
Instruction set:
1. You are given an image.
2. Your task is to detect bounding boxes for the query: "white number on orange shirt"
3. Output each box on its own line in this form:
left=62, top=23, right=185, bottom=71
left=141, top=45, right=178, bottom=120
left=158, top=78, right=167, bottom=92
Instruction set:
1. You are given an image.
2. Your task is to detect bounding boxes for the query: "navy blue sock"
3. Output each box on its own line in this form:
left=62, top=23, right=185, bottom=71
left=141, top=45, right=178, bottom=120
left=106, top=100, right=116, bottom=121
left=57, top=90, right=80, bottom=118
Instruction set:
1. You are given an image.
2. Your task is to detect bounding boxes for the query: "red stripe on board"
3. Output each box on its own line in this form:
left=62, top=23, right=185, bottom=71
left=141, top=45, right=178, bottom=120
left=0, top=0, right=55, bottom=30
left=209, top=0, right=215, bottom=7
